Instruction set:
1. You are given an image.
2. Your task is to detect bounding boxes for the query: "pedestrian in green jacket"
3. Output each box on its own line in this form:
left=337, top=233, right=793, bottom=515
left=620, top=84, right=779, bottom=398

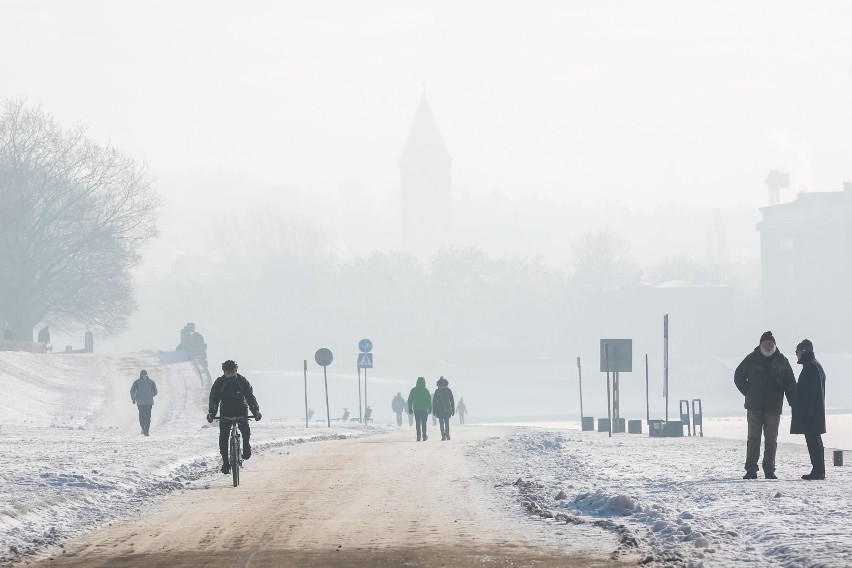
left=407, top=377, right=432, bottom=441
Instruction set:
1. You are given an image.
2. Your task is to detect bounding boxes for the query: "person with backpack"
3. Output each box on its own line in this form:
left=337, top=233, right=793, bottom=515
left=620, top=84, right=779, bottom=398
left=206, top=360, right=262, bottom=474
left=432, top=376, right=455, bottom=441
left=407, top=377, right=432, bottom=441
left=130, top=370, right=158, bottom=436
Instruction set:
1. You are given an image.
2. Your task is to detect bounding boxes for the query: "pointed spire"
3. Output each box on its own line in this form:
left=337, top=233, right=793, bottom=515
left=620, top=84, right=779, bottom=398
left=399, top=92, right=450, bottom=165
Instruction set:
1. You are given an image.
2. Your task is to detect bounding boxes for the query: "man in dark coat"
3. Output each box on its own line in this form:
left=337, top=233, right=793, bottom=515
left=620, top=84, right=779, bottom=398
left=791, top=339, right=826, bottom=480
left=432, top=377, right=455, bottom=441
left=734, top=331, right=796, bottom=479
left=130, top=369, right=158, bottom=436
left=206, top=360, right=262, bottom=474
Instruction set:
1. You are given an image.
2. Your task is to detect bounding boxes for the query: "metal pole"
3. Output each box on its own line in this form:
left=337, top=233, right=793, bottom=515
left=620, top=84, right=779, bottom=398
left=323, top=366, right=331, bottom=428
left=664, top=314, right=669, bottom=422
left=577, top=356, right=583, bottom=421
left=364, top=367, right=368, bottom=419
left=303, top=359, right=309, bottom=428
left=358, top=366, right=363, bottom=424
left=605, top=343, right=612, bottom=438
left=645, top=353, right=650, bottom=423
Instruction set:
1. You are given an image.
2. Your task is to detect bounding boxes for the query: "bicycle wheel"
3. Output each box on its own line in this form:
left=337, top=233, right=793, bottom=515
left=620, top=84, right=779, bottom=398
left=230, top=434, right=240, bottom=487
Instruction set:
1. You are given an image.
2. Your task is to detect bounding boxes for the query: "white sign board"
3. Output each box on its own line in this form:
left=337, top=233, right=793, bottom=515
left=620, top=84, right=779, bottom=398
left=357, top=352, right=373, bottom=369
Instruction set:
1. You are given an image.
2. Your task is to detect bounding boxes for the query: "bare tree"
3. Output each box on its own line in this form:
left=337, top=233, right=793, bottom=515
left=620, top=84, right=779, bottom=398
left=0, top=100, right=160, bottom=340
left=570, top=228, right=639, bottom=292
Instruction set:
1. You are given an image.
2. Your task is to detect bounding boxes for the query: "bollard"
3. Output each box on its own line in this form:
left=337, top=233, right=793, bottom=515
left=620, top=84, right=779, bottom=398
left=692, top=399, right=704, bottom=437
left=835, top=450, right=844, bottom=467
left=581, top=416, right=595, bottom=431
left=679, top=400, right=691, bottom=436
left=613, top=417, right=626, bottom=433
left=628, top=419, right=642, bottom=434
left=597, top=418, right=611, bottom=433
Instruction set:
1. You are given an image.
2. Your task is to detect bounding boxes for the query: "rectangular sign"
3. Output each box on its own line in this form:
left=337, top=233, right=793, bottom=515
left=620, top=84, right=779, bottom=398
left=357, top=352, right=373, bottom=369
left=600, top=339, right=632, bottom=372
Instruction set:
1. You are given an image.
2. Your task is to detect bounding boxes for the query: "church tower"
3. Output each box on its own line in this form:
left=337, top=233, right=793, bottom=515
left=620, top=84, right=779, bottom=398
left=398, top=93, right=452, bottom=257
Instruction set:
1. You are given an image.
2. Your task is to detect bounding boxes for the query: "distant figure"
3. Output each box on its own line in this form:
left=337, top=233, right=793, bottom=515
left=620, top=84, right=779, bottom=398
left=2, top=327, right=12, bottom=340
left=791, top=339, right=827, bottom=480
left=734, top=331, right=795, bottom=479
left=391, top=392, right=406, bottom=426
left=456, top=398, right=467, bottom=424
left=407, top=377, right=432, bottom=441
left=130, top=370, right=158, bottom=436
left=37, top=326, right=51, bottom=352
left=206, top=360, right=262, bottom=475
left=432, top=377, right=455, bottom=441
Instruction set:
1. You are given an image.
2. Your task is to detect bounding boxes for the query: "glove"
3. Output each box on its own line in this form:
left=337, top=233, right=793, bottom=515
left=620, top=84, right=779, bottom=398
left=131, top=399, right=136, bottom=405
left=206, top=413, right=214, bottom=423
left=254, top=411, right=262, bottom=421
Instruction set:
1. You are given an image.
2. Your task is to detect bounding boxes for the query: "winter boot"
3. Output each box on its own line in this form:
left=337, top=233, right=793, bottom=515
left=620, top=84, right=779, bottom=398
left=242, top=443, right=252, bottom=460
left=743, top=471, right=757, bottom=479
left=221, top=461, right=231, bottom=474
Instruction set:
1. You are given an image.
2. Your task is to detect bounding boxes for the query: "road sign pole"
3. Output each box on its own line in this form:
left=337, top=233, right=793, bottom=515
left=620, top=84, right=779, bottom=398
left=645, top=353, right=650, bottom=423
left=357, top=366, right=363, bottom=424
left=364, top=367, right=368, bottom=419
left=577, top=356, right=583, bottom=421
left=323, top=366, right=331, bottom=428
left=303, top=359, right=309, bottom=428
left=605, top=343, right=612, bottom=438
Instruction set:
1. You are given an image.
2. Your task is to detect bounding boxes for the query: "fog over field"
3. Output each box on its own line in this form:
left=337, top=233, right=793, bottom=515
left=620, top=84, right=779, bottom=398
left=3, top=1, right=852, bottom=421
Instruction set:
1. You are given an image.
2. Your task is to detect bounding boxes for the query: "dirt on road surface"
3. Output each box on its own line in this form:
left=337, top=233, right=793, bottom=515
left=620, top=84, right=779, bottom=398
left=33, top=426, right=625, bottom=567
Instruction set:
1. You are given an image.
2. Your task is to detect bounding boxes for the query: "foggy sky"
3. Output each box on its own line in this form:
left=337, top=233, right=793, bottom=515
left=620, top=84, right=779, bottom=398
left=3, top=1, right=852, bottom=214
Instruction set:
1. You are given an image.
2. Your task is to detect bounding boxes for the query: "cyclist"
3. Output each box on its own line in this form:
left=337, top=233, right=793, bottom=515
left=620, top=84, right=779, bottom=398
left=206, top=360, right=262, bottom=474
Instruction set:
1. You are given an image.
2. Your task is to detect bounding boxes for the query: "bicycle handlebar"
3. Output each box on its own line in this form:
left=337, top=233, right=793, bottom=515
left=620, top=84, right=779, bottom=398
left=213, top=416, right=256, bottom=422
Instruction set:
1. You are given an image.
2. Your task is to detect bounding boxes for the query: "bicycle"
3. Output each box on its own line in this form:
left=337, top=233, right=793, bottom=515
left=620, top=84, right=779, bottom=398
left=214, top=416, right=254, bottom=487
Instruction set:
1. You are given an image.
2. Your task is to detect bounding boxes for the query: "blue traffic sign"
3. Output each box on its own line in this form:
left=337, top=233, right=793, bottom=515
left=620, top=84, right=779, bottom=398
left=358, top=338, right=373, bottom=353
left=357, top=352, right=373, bottom=369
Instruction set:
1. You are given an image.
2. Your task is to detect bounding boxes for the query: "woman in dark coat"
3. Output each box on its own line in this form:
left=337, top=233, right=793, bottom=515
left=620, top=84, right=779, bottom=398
left=790, top=339, right=826, bottom=480
left=432, top=377, right=455, bottom=441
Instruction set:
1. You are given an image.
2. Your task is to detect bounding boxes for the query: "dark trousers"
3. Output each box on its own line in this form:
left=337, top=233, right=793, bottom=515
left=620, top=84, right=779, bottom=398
left=137, top=405, right=152, bottom=434
left=805, top=433, right=825, bottom=475
left=438, top=417, right=450, bottom=439
left=219, top=420, right=251, bottom=462
left=395, top=411, right=403, bottom=426
left=414, top=411, right=428, bottom=439
left=745, top=410, right=780, bottom=474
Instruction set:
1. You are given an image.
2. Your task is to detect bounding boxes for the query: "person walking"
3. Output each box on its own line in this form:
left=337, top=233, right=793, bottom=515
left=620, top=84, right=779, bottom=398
left=734, top=331, right=796, bottom=479
left=37, top=326, right=51, bottom=351
left=130, top=370, right=158, bottom=436
left=432, top=376, right=455, bottom=441
left=456, top=398, right=468, bottom=424
left=391, top=392, right=406, bottom=427
left=791, top=339, right=827, bottom=480
left=407, top=377, right=432, bottom=441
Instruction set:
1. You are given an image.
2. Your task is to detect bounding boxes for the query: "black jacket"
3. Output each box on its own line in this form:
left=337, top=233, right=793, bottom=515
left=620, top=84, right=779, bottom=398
left=734, top=347, right=795, bottom=414
left=432, top=386, right=455, bottom=419
left=790, top=353, right=826, bottom=435
left=208, top=373, right=260, bottom=417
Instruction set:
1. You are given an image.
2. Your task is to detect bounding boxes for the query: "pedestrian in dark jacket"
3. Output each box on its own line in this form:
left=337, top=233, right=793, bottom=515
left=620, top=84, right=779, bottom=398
left=130, top=370, right=158, bottom=436
left=391, top=392, right=406, bottom=426
left=433, top=376, right=455, bottom=441
left=734, top=331, right=796, bottom=479
left=206, top=360, right=262, bottom=474
left=407, top=377, right=432, bottom=441
left=791, top=339, right=827, bottom=480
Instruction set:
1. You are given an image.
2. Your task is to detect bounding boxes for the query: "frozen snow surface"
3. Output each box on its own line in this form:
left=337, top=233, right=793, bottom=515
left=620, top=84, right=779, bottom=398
left=469, top=426, right=852, bottom=567
left=2, top=350, right=851, bottom=567
left=0, top=351, right=382, bottom=565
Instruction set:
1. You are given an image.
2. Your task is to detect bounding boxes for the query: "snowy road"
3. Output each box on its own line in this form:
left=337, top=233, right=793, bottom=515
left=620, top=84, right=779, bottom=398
left=30, top=427, right=619, bottom=568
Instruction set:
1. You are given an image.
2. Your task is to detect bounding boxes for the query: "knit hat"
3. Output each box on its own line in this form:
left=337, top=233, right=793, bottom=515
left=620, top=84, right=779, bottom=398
left=437, top=377, right=449, bottom=387
left=796, top=339, right=814, bottom=353
left=759, top=331, right=775, bottom=344
left=140, top=370, right=148, bottom=377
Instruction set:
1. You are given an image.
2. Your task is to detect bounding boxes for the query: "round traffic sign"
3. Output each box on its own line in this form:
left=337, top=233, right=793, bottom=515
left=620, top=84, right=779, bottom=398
left=358, top=338, right=373, bottom=353
left=314, top=348, right=333, bottom=367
